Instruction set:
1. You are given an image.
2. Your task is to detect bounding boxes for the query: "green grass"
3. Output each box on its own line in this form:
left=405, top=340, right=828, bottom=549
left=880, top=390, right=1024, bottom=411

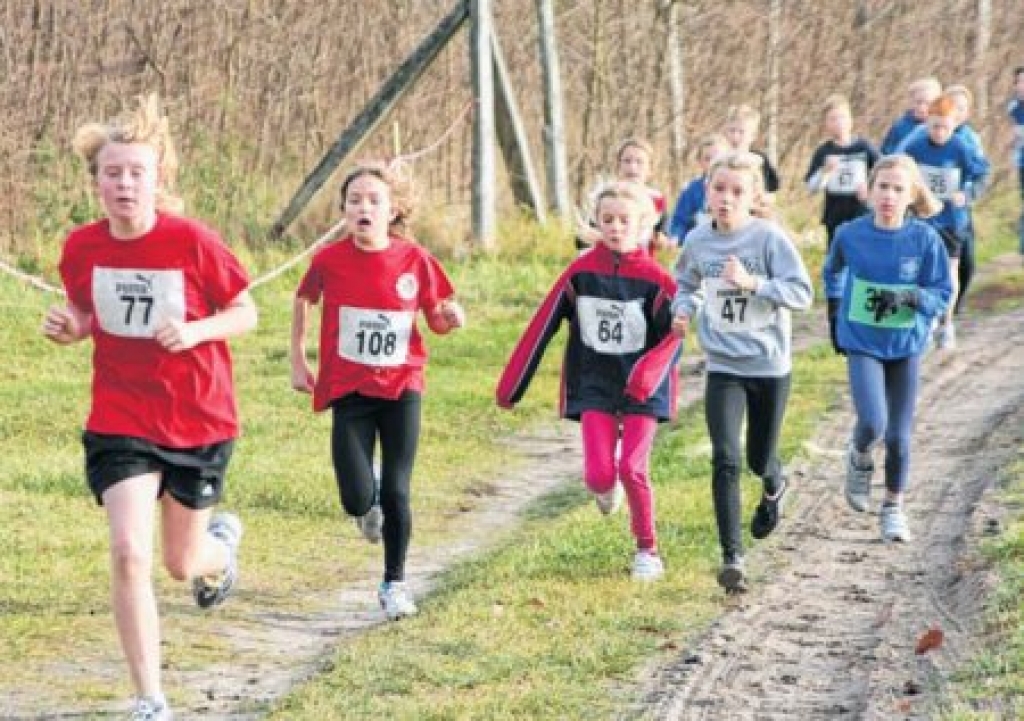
left=1, top=191, right=1022, bottom=718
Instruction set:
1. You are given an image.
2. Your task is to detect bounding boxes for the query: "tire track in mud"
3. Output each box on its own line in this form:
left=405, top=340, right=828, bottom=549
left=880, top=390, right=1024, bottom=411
left=634, top=305, right=1024, bottom=720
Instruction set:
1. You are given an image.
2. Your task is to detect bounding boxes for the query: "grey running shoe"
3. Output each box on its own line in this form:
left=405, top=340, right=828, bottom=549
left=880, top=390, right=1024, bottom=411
left=379, top=581, right=418, bottom=620
left=129, top=697, right=172, bottom=720
left=192, top=512, right=242, bottom=609
left=594, top=483, right=624, bottom=515
left=880, top=504, right=912, bottom=543
left=355, top=505, right=384, bottom=544
left=631, top=551, right=665, bottom=581
left=716, top=554, right=747, bottom=594
left=844, top=445, right=873, bottom=513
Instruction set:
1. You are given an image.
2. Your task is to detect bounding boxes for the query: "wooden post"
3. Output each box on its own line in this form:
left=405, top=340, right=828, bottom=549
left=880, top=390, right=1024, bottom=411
left=536, top=0, right=570, bottom=219
left=765, top=0, right=782, bottom=167
left=664, top=0, right=685, bottom=190
left=491, top=31, right=546, bottom=223
left=470, top=0, right=497, bottom=248
left=269, top=0, right=470, bottom=239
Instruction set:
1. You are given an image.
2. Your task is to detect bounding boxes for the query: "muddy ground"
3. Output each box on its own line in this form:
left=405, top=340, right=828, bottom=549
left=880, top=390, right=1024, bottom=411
left=6, top=258, right=1023, bottom=720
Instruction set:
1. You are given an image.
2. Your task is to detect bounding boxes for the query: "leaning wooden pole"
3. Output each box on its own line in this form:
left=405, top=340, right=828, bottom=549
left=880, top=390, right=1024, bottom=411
left=269, top=0, right=470, bottom=239
left=536, top=0, right=569, bottom=219
left=492, top=31, right=546, bottom=223
left=470, top=0, right=497, bottom=248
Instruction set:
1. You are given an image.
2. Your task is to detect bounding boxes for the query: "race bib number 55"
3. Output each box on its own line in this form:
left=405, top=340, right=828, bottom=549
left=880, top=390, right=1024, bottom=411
left=92, top=267, right=185, bottom=338
left=339, top=307, right=414, bottom=366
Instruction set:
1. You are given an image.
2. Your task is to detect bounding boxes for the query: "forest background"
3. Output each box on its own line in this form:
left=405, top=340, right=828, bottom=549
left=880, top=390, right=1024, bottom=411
left=2, top=0, right=1022, bottom=257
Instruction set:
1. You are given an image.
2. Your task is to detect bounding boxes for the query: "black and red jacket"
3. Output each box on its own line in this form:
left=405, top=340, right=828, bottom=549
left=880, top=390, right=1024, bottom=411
left=496, top=243, right=680, bottom=421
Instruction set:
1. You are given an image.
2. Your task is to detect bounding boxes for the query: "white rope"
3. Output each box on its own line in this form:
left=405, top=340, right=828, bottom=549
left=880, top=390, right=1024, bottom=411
left=388, top=99, right=474, bottom=168
left=248, top=218, right=346, bottom=290
left=0, top=217, right=348, bottom=298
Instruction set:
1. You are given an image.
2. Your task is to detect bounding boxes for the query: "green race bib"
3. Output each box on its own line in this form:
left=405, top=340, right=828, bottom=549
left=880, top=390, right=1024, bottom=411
left=848, top=277, right=916, bottom=329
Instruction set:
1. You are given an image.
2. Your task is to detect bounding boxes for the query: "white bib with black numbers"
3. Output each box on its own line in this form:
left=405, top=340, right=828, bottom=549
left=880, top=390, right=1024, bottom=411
left=826, top=156, right=868, bottom=195
left=338, top=307, right=413, bottom=366
left=92, top=267, right=186, bottom=338
left=705, top=277, right=774, bottom=333
left=577, top=296, right=647, bottom=355
left=919, top=165, right=961, bottom=200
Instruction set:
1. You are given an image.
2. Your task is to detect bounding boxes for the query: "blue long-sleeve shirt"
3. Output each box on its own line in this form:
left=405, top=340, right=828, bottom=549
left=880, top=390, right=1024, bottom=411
left=900, top=133, right=990, bottom=232
left=880, top=111, right=922, bottom=155
left=824, top=215, right=951, bottom=360
left=668, top=175, right=709, bottom=243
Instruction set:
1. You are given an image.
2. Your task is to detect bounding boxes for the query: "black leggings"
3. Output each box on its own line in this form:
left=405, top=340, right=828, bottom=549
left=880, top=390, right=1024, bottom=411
left=955, top=230, right=975, bottom=315
left=705, top=372, right=791, bottom=559
left=331, top=390, right=421, bottom=582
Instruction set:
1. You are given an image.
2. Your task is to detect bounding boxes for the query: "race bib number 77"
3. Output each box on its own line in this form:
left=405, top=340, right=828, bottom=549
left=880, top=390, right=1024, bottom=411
left=92, top=267, right=185, bottom=338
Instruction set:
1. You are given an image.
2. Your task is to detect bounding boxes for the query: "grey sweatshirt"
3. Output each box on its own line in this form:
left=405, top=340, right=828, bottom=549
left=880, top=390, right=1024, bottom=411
left=671, top=217, right=813, bottom=377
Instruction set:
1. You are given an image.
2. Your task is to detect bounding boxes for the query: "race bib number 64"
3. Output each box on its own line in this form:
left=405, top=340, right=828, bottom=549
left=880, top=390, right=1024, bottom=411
left=577, top=296, right=647, bottom=355
left=92, top=267, right=185, bottom=338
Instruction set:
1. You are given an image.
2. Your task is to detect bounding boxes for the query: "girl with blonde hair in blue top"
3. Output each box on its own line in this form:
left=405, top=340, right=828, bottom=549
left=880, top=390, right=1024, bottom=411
left=824, top=154, right=952, bottom=543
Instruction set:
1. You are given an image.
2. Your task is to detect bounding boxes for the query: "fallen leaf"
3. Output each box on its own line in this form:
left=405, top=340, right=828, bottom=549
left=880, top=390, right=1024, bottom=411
left=915, top=626, right=944, bottom=655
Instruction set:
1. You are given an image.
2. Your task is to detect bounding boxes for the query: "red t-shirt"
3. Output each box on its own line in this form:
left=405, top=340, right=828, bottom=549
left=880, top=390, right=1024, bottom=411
left=296, top=235, right=455, bottom=412
left=59, top=213, right=250, bottom=447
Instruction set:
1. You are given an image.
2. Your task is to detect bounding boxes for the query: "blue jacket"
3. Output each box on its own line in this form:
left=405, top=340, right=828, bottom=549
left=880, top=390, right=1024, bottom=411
left=824, top=215, right=951, bottom=360
left=900, top=133, right=989, bottom=232
left=668, top=175, right=708, bottom=243
left=880, top=111, right=922, bottom=155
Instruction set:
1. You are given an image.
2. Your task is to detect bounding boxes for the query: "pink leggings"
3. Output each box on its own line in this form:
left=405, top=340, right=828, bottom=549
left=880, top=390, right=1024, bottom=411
left=581, top=410, right=659, bottom=551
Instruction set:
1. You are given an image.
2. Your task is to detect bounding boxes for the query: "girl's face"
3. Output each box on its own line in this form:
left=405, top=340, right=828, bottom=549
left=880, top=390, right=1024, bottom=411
left=824, top=107, right=852, bottom=140
left=910, top=87, right=938, bottom=121
left=698, top=144, right=724, bottom=172
left=950, top=93, right=971, bottom=124
left=869, top=166, right=915, bottom=227
left=95, top=142, right=160, bottom=234
left=723, top=120, right=755, bottom=150
left=617, top=145, right=651, bottom=183
left=344, top=173, right=393, bottom=242
left=707, top=166, right=755, bottom=231
left=596, top=196, right=640, bottom=252
left=926, top=113, right=956, bottom=145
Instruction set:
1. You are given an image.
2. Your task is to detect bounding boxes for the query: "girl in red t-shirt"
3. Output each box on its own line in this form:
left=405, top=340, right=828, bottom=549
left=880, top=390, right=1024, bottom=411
left=41, top=94, right=257, bottom=721
left=291, top=164, right=465, bottom=620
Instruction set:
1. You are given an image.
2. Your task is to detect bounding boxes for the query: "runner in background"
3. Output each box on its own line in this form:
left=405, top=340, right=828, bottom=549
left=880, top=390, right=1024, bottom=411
left=880, top=76, right=942, bottom=154
left=668, top=133, right=730, bottom=246
left=722, top=105, right=781, bottom=209
left=290, top=163, right=465, bottom=621
left=498, top=182, right=680, bottom=582
left=42, top=94, right=257, bottom=721
left=824, top=155, right=951, bottom=542
left=671, top=152, right=813, bottom=594
left=1007, top=66, right=1024, bottom=255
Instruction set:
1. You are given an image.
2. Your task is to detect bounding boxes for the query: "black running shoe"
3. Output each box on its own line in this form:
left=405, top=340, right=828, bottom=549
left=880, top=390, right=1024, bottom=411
left=716, top=554, right=747, bottom=594
left=750, top=478, right=787, bottom=540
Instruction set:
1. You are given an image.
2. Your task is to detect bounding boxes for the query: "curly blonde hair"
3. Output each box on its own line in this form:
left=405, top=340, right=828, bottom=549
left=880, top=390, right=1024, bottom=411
left=72, top=93, right=183, bottom=213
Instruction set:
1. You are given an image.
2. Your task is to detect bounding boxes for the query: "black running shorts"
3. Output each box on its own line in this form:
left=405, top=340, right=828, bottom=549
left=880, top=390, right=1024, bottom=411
left=82, top=432, right=234, bottom=510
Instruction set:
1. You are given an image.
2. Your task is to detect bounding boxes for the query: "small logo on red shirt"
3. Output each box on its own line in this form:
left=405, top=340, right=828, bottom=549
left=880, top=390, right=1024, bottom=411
left=396, top=273, right=418, bottom=300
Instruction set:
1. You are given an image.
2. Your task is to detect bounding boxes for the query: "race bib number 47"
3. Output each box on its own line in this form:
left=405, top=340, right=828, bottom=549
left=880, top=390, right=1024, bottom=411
left=92, top=267, right=185, bottom=338
left=339, top=307, right=414, bottom=366
left=705, top=277, right=773, bottom=332
left=577, top=296, right=647, bottom=355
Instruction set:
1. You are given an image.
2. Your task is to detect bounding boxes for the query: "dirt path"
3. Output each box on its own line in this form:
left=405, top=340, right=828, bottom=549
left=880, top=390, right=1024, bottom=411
left=633, top=303, right=1024, bottom=720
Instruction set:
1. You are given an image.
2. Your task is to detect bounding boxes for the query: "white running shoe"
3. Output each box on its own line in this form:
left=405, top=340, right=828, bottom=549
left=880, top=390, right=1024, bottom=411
left=129, top=696, right=173, bottom=720
left=594, top=483, right=624, bottom=515
left=880, top=504, right=912, bottom=543
left=631, top=551, right=665, bottom=581
left=935, top=321, right=956, bottom=350
left=192, top=512, right=242, bottom=609
left=379, top=581, right=418, bottom=620
left=844, top=444, right=873, bottom=513
left=355, top=505, right=384, bottom=544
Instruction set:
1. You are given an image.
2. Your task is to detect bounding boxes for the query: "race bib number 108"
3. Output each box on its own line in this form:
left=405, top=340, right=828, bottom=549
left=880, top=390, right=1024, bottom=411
left=339, top=307, right=414, bottom=366
left=92, top=267, right=185, bottom=338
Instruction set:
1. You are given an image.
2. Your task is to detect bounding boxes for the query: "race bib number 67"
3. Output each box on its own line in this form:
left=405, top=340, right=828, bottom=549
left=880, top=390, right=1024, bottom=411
left=339, top=307, right=414, bottom=366
left=92, top=267, right=185, bottom=338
